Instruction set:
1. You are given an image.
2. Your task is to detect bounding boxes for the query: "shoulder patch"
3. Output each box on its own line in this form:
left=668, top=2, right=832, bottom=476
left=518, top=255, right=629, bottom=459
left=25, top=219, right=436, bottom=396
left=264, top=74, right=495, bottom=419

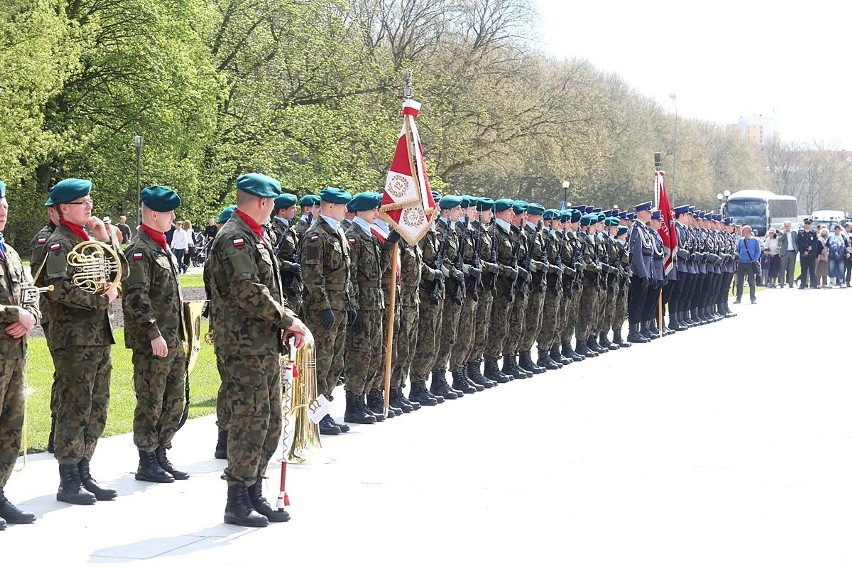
left=233, top=238, right=245, bottom=247
left=49, top=243, right=61, bottom=251
left=132, top=252, right=143, bottom=261
left=310, top=235, right=319, bottom=241
left=38, top=237, right=47, bottom=244
left=348, top=238, right=355, bottom=244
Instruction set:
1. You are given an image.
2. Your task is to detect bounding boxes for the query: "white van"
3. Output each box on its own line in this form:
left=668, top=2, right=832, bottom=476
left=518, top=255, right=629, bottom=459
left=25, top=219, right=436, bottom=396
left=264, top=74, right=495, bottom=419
left=810, top=209, right=846, bottom=231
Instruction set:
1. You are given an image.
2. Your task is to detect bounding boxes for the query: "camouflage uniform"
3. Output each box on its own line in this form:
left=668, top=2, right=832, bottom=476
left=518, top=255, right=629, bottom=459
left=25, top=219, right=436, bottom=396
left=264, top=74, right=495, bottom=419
left=205, top=213, right=295, bottom=487
left=409, top=229, right=444, bottom=385
left=390, top=241, right=422, bottom=389
left=612, top=236, right=630, bottom=335
left=575, top=229, right=599, bottom=348
left=0, top=240, right=40, bottom=489
left=29, top=222, right=58, bottom=444
left=560, top=229, right=583, bottom=354
left=433, top=218, right=463, bottom=376
left=520, top=222, right=547, bottom=355
left=301, top=216, right=352, bottom=400
left=42, top=224, right=116, bottom=466
left=269, top=217, right=303, bottom=315
left=469, top=220, right=498, bottom=366
left=535, top=228, right=564, bottom=355
left=504, top=224, right=530, bottom=359
left=483, top=220, right=517, bottom=367
left=448, top=221, right=478, bottom=376
left=122, top=230, right=186, bottom=453
left=293, top=215, right=312, bottom=243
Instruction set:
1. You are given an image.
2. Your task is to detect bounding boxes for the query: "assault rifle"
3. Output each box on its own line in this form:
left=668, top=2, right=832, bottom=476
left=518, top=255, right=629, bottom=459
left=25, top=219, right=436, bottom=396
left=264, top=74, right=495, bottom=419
left=470, top=220, right=483, bottom=301
left=451, top=225, right=466, bottom=306
left=430, top=228, right=449, bottom=301
left=507, top=237, right=520, bottom=302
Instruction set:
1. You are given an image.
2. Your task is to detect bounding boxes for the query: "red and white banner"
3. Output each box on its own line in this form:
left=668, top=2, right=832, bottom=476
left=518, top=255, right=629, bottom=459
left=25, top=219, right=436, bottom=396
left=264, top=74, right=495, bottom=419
left=654, top=170, right=678, bottom=276
left=379, top=99, right=435, bottom=246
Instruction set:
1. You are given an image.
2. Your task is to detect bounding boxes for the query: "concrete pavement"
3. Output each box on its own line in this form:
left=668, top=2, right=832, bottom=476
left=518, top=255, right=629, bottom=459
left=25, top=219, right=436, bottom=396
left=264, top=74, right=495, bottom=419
left=6, top=284, right=852, bottom=567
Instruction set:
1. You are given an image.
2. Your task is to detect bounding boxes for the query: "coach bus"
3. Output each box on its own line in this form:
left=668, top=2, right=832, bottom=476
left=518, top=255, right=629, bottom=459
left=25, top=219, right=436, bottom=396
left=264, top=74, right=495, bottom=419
left=720, top=190, right=798, bottom=236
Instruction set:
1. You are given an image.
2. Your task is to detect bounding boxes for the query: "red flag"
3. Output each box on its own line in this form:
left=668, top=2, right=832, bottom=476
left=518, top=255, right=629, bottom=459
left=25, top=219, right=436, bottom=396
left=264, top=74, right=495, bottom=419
left=379, top=99, right=435, bottom=245
left=655, top=170, right=678, bottom=276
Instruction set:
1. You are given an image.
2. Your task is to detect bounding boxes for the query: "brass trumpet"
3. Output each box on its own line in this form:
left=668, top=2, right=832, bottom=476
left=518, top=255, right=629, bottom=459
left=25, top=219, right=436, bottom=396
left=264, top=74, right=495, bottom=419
left=67, top=240, right=122, bottom=294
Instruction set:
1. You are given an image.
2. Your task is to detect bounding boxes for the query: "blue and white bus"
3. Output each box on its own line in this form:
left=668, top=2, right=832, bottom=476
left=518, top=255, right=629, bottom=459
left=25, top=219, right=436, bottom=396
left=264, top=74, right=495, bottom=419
left=721, top=190, right=798, bottom=236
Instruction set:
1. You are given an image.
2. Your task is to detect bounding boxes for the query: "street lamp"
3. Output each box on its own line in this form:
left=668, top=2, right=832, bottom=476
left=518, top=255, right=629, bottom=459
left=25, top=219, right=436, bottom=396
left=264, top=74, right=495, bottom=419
left=133, top=135, right=144, bottom=225
left=562, top=180, right=570, bottom=208
left=716, top=189, right=731, bottom=214
left=669, top=94, right=677, bottom=201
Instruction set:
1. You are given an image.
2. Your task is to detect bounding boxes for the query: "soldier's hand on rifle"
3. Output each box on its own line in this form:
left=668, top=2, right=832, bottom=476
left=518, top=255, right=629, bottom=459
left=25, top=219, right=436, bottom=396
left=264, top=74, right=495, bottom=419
left=386, top=230, right=401, bottom=244
left=349, top=309, right=365, bottom=333
left=321, top=308, right=335, bottom=330
left=640, top=276, right=650, bottom=288
left=288, top=263, right=302, bottom=276
left=518, top=267, right=530, bottom=283
left=453, top=268, right=465, bottom=283
left=432, top=268, right=444, bottom=283
left=469, top=266, right=481, bottom=279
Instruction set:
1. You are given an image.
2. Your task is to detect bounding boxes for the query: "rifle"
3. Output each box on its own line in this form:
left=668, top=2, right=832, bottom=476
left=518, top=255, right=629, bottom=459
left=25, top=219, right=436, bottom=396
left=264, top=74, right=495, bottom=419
left=451, top=225, right=466, bottom=305
left=273, top=223, right=302, bottom=291
left=517, top=231, right=533, bottom=298
left=541, top=230, right=553, bottom=292
left=487, top=223, right=498, bottom=291
left=571, top=232, right=585, bottom=292
left=470, top=220, right=482, bottom=301
left=430, top=228, right=449, bottom=301
left=507, top=237, right=519, bottom=302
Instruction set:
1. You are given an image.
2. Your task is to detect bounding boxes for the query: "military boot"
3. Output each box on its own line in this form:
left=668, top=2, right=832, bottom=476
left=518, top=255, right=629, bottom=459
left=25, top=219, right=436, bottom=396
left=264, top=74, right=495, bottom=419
left=319, top=415, right=342, bottom=435
left=669, top=312, right=686, bottom=332
left=599, top=331, right=618, bottom=350
left=389, top=388, right=413, bottom=413
left=613, top=328, right=631, bottom=348
left=78, top=458, right=117, bottom=500
left=647, top=321, right=662, bottom=339
left=248, top=479, right=290, bottom=522
left=0, top=517, right=4, bottom=530
left=155, top=446, right=190, bottom=480
left=519, top=350, right=545, bottom=374
left=512, top=353, right=533, bottom=377
left=639, top=320, right=655, bottom=340
left=626, top=323, right=649, bottom=343
left=722, top=302, right=736, bottom=318
left=452, top=368, right=477, bottom=394
left=462, top=365, right=485, bottom=391
left=409, top=381, right=440, bottom=406
left=368, top=388, right=399, bottom=418
left=57, top=463, right=97, bottom=505
left=551, top=344, right=571, bottom=365
left=430, top=369, right=460, bottom=399
left=395, top=387, right=421, bottom=410
left=537, top=348, right=560, bottom=370
left=585, top=335, right=602, bottom=355
left=575, top=339, right=594, bottom=357
left=224, top=484, right=268, bottom=527
left=484, top=359, right=510, bottom=384
left=0, top=489, right=35, bottom=524
left=136, top=450, right=175, bottom=484
left=214, top=428, right=227, bottom=459
left=502, top=354, right=526, bottom=379
left=467, top=361, right=495, bottom=388
left=344, top=391, right=377, bottom=424
left=563, top=340, right=585, bottom=362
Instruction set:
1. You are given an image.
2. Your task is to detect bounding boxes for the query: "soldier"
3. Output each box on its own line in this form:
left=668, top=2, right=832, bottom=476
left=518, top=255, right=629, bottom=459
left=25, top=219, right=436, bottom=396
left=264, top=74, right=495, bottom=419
left=503, top=201, right=534, bottom=377
left=269, top=193, right=303, bottom=315
left=42, top=178, right=120, bottom=505
left=559, top=208, right=586, bottom=362
left=466, top=198, right=499, bottom=388
left=123, top=186, right=190, bottom=484
left=535, top=209, right=566, bottom=369
left=301, top=187, right=355, bottom=434
left=598, top=215, right=622, bottom=350
left=483, top=198, right=519, bottom=383
left=642, top=211, right=665, bottom=338
left=30, top=199, right=60, bottom=452
left=518, top=203, right=548, bottom=374
left=670, top=205, right=693, bottom=331
left=0, top=180, right=39, bottom=528
left=294, top=194, right=320, bottom=242
left=206, top=172, right=309, bottom=527
left=610, top=223, right=632, bottom=347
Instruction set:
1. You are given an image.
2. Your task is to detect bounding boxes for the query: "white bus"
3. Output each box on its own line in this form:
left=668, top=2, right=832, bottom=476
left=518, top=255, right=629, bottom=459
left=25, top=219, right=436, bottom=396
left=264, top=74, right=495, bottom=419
left=721, top=190, right=798, bottom=236
left=809, top=209, right=846, bottom=230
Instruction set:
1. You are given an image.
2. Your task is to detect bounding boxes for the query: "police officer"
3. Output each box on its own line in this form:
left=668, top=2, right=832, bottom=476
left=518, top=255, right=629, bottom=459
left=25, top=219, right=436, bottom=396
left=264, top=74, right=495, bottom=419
left=0, top=181, right=39, bottom=527
left=626, top=202, right=653, bottom=343
left=269, top=193, right=303, bottom=314
left=797, top=217, right=818, bottom=289
left=206, top=172, right=309, bottom=527
left=42, top=178, right=120, bottom=505
left=123, top=186, right=189, bottom=484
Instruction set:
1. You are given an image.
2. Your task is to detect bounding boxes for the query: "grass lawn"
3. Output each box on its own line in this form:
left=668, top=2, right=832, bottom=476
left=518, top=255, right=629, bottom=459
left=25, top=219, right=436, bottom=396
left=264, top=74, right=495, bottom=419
left=23, top=323, right=220, bottom=455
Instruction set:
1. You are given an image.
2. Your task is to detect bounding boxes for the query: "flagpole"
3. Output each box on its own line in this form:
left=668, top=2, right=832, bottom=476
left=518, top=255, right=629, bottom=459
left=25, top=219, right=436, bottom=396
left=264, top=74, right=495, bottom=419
left=382, top=243, right=399, bottom=417
left=654, top=152, right=664, bottom=335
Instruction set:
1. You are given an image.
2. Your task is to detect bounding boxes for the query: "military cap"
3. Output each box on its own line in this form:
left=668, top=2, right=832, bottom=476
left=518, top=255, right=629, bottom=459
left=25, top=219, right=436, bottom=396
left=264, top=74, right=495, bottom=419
left=650, top=210, right=661, bottom=220
left=44, top=197, right=53, bottom=207
left=579, top=214, right=594, bottom=226
left=605, top=216, right=620, bottom=227
left=274, top=193, right=298, bottom=210
left=558, top=209, right=570, bottom=222
left=348, top=192, right=382, bottom=212
left=319, top=186, right=351, bottom=204
left=512, top=200, right=529, bottom=214
left=543, top=209, right=560, bottom=220
left=627, top=212, right=636, bottom=221
left=592, top=207, right=602, bottom=213
left=617, top=226, right=628, bottom=236
left=439, top=195, right=463, bottom=210
left=431, top=191, right=442, bottom=202
left=141, top=185, right=181, bottom=212
left=299, top=194, right=319, bottom=207
left=673, top=205, right=690, bottom=216
left=570, top=209, right=582, bottom=223
left=0, top=180, right=5, bottom=198
left=460, top=195, right=473, bottom=208
left=494, top=198, right=514, bottom=213
left=236, top=172, right=280, bottom=198
left=634, top=201, right=652, bottom=212
left=618, top=212, right=627, bottom=219
left=724, top=217, right=733, bottom=225
left=603, top=210, right=613, bottom=217
left=217, top=205, right=237, bottom=224
left=574, top=204, right=587, bottom=213
left=50, top=178, right=92, bottom=205
left=696, top=211, right=705, bottom=220
left=527, top=202, right=545, bottom=216
left=477, top=198, right=495, bottom=212
left=596, top=212, right=606, bottom=223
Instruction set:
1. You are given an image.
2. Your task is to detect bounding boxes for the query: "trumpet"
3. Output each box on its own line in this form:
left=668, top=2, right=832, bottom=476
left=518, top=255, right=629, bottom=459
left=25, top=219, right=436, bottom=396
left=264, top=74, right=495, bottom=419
left=67, top=241, right=122, bottom=294
left=20, top=284, right=53, bottom=308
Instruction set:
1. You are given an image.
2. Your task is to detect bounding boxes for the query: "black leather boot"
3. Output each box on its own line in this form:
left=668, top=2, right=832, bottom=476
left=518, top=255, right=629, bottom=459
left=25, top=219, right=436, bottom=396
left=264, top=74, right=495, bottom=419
left=214, top=428, right=227, bottom=459
left=669, top=313, right=686, bottom=331
left=648, top=321, right=662, bottom=339
left=431, top=369, right=460, bottom=399
left=224, top=483, right=268, bottom=527
left=0, top=489, right=35, bottom=524
left=389, top=388, right=413, bottom=412
left=537, top=348, right=560, bottom=370
left=409, top=381, right=440, bottom=406
left=57, top=463, right=97, bottom=505
left=248, top=479, right=290, bottom=522
left=599, top=331, right=618, bottom=350
left=503, top=354, right=526, bottom=379
left=627, top=323, right=649, bottom=343
left=550, top=344, right=571, bottom=365
left=367, top=388, right=395, bottom=418
left=520, top=350, right=545, bottom=374
left=319, top=414, right=342, bottom=435
left=396, top=387, right=420, bottom=410
left=563, top=340, right=585, bottom=362
left=575, top=339, right=594, bottom=357
left=585, top=335, right=602, bottom=355
left=467, top=361, right=495, bottom=388
left=344, top=391, right=377, bottom=424
left=136, top=450, right=175, bottom=484
left=451, top=369, right=477, bottom=394
left=613, top=328, right=631, bottom=347
left=484, top=359, right=510, bottom=383
left=461, top=365, right=484, bottom=391
left=155, top=446, right=189, bottom=480
left=640, top=320, right=655, bottom=340
left=78, top=458, right=117, bottom=500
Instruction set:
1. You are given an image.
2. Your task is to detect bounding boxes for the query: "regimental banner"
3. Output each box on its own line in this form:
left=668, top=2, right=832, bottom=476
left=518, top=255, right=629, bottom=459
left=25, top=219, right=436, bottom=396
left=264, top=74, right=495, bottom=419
left=654, top=170, right=678, bottom=276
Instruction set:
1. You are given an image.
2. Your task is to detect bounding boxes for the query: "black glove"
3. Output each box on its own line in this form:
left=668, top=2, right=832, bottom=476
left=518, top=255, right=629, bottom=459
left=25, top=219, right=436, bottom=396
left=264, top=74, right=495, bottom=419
left=433, top=268, right=444, bottom=283
left=288, top=263, right=302, bottom=276
left=517, top=267, right=530, bottom=283
left=347, top=309, right=357, bottom=326
left=454, top=269, right=465, bottom=283
left=321, top=308, right=335, bottom=330
left=386, top=230, right=400, bottom=244
left=350, top=309, right=365, bottom=333
left=469, top=266, right=481, bottom=279
left=655, top=279, right=664, bottom=289
left=640, top=276, right=650, bottom=288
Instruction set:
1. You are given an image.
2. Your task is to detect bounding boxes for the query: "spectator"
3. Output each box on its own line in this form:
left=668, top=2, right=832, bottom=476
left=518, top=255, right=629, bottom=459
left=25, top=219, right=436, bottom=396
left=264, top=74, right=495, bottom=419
left=165, top=222, right=176, bottom=247
left=183, top=220, right=196, bottom=268
left=827, top=225, right=848, bottom=287
left=759, top=247, right=771, bottom=287
left=171, top=220, right=189, bottom=273
left=763, top=227, right=779, bottom=287
left=204, top=216, right=218, bottom=241
left=117, top=215, right=132, bottom=242
left=816, top=227, right=829, bottom=287
left=777, top=221, right=797, bottom=288
left=103, top=216, right=122, bottom=244
left=734, top=225, right=760, bottom=304
left=845, top=223, right=852, bottom=286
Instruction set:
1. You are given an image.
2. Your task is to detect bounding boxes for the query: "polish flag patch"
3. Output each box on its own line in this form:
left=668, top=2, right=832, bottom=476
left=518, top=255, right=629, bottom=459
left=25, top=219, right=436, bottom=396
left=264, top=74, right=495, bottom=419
left=232, top=238, right=245, bottom=247
left=49, top=243, right=61, bottom=251
left=310, top=235, right=319, bottom=241
left=132, top=252, right=143, bottom=260
left=348, top=239, right=355, bottom=244
left=37, top=238, right=47, bottom=244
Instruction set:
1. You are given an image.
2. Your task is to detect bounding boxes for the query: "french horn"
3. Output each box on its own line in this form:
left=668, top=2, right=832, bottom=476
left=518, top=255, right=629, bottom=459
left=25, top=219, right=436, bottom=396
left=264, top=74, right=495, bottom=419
left=67, top=240, right=122, bottom=294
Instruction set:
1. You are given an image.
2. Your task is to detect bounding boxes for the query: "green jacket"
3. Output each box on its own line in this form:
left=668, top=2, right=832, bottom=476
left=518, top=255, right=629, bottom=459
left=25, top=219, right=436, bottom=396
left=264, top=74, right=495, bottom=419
left=300, top=216, right=353, bottom=312
left=0, top=241, right=40, bottom=359
left=345, top=222, right=384, bottom=312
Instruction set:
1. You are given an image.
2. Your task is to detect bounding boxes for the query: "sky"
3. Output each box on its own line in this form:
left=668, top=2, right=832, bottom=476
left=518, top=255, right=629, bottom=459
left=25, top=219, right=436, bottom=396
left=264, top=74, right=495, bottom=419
left=531, top=0, right=852, bottom=149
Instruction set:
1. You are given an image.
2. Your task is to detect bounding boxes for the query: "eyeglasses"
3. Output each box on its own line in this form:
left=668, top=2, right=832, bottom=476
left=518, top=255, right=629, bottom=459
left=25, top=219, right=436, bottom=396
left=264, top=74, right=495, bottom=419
left=67, top=199, right=94, bottom=207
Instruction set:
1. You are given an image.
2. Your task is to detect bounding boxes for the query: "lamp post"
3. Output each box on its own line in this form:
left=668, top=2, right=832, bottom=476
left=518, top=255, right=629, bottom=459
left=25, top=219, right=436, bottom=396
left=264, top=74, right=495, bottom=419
left=561, top=180, right=570, bottom=209
left=716, top=189, right=731, bottom=214
left=669, top=93, right=677, bottom=201
left=133, top=135, right=144, bottom=225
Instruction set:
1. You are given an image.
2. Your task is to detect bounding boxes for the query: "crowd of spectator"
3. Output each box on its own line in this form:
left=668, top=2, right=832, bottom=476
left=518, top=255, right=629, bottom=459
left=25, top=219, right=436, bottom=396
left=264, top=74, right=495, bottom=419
left=757, top=221, right=852, bottom=289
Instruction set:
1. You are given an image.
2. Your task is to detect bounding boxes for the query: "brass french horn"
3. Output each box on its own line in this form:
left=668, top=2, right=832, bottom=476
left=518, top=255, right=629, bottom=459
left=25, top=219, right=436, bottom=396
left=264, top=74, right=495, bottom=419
left=66, top=240, right=123, bottom=294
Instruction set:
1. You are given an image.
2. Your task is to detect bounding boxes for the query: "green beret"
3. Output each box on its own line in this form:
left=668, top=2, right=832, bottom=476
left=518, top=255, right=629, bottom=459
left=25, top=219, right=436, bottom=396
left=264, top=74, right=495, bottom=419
left=459, top=195, right=474, bottom=208
left=476, top=198, right=495, bottom=212
left=494, top=198, right=514, bottom=213
left=596, top=212, right=606, bottom=223
left=617, top=226, right=628, bottom=236
left=543, top=209, right=560, bottom=220
left=274, top=193, right=298, bottom=210
left=0, top=180, right=5, bottom=199
left=431, top=191, right=442, bottom=202
left=439, top=195, right=463, bottom=210
left=571, top=209, right=582, bottom=223
left=348, top=192, right=382, bottom=212
left=50, top=178, right=92, bottom=205
left=44, top=197, right=54, bottom=207
left=141, top=186, right=181, bottom=212
left=236, top=173, right=281, bottom=198
left=217, top=205, right=237, bottom=224
left=580, top=214, right=594, bottom=227
left=605, top=216, right=620, bottom=227
left=299, top=194, right=319, bottom=207
left=512, top=200, right=528, bottom=214
left=527, top=203, right=545, bottom=216
left=320, top=186, right=351, bottom=204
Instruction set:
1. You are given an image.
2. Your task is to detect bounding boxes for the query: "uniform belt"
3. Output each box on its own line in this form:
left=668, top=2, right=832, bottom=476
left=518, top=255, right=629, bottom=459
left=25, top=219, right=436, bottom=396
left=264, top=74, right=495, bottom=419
left=381, top=277, right=393, bottom=285
left=642, top=252, right=652, bottom=257
left=325, top=283, right=347, bottom=291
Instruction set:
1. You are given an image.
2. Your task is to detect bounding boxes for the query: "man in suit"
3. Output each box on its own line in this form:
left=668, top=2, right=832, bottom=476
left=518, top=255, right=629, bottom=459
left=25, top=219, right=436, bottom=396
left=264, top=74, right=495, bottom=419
left=777, top=221, right=797, bottom=288
left=797, top=218, right=818, bottom=289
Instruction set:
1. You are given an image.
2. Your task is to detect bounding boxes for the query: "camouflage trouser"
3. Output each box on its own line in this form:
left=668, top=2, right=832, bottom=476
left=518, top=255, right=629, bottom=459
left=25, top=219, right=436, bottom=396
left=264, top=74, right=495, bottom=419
left=536, top=286, right=562, bottom=351
left=390, top=293, right=418, bottom=389
left=612, top=280, right=628, bottom=331
left=0, top=357, right=25, bottom=488
left=560, top=284, right=582, bottom=345
left=521, top=287, right=546, bottom=352
left=600, top=285, right=617, bottom=334
left=485, top=288, right=512, bottom=360
left=283, top=286, right=302, bottom=319
left=344, top=309, right=384, bottom=395
left=222, top=354, right=282, bottom=487
left=469, top=290, right=493, bottom=363
left=575, top=277, right=599, bottom=341
left=449, top=295, right=477, bottom=372
left=504, top=289, right=530, bottom=356
left=434, top=297, right=462, bottom=372
left=216, top=351, right=230, bottom=431
left=53, top=345, right=111, bottom=465
left=304, top=307, right=347, bottom=399
left=410, top=297, right=443, bottom=383
left=131, top=348, right=187, bottom=453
